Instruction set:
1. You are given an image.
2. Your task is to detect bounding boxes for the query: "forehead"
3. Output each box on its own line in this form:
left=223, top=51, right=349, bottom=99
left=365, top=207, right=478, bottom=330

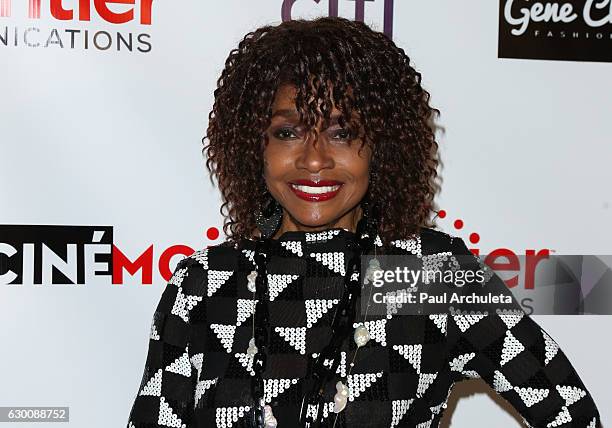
left=270, top=83, right=356, bottom=118
left=271, top=84, right=300, bottom=110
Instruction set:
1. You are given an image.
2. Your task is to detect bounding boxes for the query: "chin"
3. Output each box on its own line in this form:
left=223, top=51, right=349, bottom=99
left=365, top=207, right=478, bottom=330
left=291, top=214, right=332, bottom=228
left=294, top=218, right=328, bottom=228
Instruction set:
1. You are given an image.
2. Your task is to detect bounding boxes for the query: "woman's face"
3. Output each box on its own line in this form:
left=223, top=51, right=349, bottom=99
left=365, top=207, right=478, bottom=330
left=263, top=83, right=372, bottom=235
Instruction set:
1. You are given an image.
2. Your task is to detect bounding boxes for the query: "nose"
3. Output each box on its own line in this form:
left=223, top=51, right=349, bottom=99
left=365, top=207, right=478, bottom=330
left=295, top=130, right=335, bottom=172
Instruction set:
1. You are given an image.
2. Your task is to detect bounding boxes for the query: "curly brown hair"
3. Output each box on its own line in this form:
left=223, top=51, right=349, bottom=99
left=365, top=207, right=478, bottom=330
left=202, top=16, right=442, bottom=247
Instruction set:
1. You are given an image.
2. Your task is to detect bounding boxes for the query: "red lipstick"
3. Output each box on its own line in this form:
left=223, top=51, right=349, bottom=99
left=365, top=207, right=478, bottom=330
left=288, top=179, right=343, bottom=202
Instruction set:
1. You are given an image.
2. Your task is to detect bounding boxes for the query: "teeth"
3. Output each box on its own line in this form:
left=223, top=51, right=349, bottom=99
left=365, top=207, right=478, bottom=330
left=291, top=184, right=341, bottom=194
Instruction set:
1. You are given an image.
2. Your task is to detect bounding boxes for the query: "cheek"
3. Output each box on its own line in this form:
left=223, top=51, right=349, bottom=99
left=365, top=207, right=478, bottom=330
left=343, top=149, right=371, bottom=181
left=263, top=145, right=294, bottom=178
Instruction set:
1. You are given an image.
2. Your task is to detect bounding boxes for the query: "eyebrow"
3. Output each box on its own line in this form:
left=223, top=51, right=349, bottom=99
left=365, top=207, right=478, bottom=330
left=271, top=108, right=344, bottom=121
left=271, top=109, right=299, bottom=119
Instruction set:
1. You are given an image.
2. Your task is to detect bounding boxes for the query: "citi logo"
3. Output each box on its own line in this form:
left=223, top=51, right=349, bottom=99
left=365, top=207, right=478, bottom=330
left=281, top=0, right=395, bottom=39
left=0, top=0, right=154, bottom=25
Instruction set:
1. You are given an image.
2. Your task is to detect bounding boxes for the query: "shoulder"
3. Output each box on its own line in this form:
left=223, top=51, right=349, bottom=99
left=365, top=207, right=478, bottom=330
left=157, top=242, right=241, bottom=313
left=419, top=226, right=470, bottom=255
left=172, top=238, right=255, bottom=288
left=386, top=226, right=471, bottom=257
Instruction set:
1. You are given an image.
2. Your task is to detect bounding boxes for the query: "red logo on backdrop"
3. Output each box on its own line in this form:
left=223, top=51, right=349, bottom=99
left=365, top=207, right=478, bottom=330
left=113, top=227, right=220, bottom=285
left=435, top=209, right=551, bottom=291
left=0, top=0, right=154, bottom=52
left=0, top=0, right=153, bottom=24
left=0, top=225, right=219, bottom=286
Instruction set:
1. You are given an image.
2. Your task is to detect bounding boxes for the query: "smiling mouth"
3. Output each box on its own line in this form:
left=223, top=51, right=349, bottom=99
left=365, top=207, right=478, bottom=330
left=288, top=180, right=343, bottom=201
left=289, top=183, right=342, bottom=194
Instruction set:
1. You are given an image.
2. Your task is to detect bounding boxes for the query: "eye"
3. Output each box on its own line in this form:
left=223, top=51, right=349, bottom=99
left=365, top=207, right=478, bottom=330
left=331, top=128, right=353, bottom=141
left=272, top=127, right=298, bottom=140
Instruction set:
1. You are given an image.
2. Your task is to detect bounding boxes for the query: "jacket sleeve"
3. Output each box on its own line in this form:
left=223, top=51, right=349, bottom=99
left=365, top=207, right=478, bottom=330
left=127, top=257, right=202, bottom=428
left=445, top=236, right=602, bottom=428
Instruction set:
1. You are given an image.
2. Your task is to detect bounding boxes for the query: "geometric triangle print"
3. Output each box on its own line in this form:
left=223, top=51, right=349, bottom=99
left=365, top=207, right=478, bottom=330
left=390, top=236, right=421, bottom=256
left=171, top=288, right=203, bottom=323
left=393, top=344, right=422, bottom=373
left=452, top=312, right=487, bottom=333
left=195, top=378, right=218, bottom=407
left=498, top=309, right=524, bottom=330
left=305, top=299, right=339, bottom=328
left=391, top=399, right=413, bottom=427
left=493, top=370, right=513, bottom=393
left=241, top=249, right=256, bottom=268
left=501, top=330, right=525, bottom=366
left=556, top=385, right=586, bottom=406
left=207, top=270, right=233, bottom=297
left=306, top=229, right=342, bottom=242
left=309, top=251, right=345, bottom=276
left=359, top=319, right=387, bottom=346
left=428, top=314, right=447, bottom=334
left=139, top=368, right=163, bottom=396
left=384, top=290, right=407, bottom=319
left=461, top=370, right=481, bottom=379
left=192, top=248, right=209, bottom=269
left=165, top=351, right=192, bottom=377
left=274, top=327, right=306, bottom=355
left=373, top=234, right=383, bottom=248
left=306, top=402, right=335, bottom=423
left=430, top=400, right=445, bottom=415
left=274, top=326, right=306, bottom=354
left=168, top=267, right=188, bottom=287
left=449, top=352, right=475, bottom=373
left=269, top=329, right=303, bottom=355
left=233, top=352, right=255, bottom=376
left=215, top=405, right=251, bottom=428
left=347, top=372, right=383, bottom=401
left=150, top=319, right=161, bottom=341
left=416, top=372, right=438, bottom=397
left=546, top=405, right=572, bottom=427
left=236, top=299, right=257, bottom=326
left=268, top=274, right=300, bottom=301
left=543, top=330, right=559, bottom=365
left=420, top=252, right=450, bottom=280
left=210, top=324, right=236, bottom=353
left=158, top=396, right=185, bottom=428
left=512, top=386, right=549, bottom=407
left=263, top=378, right=299, bottom=404
left=280, top=240, right=303, bottom=257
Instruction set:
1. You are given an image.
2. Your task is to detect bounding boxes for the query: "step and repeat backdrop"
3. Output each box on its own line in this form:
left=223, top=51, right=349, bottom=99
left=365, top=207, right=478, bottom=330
left=1, top=1, right=610, bottom=426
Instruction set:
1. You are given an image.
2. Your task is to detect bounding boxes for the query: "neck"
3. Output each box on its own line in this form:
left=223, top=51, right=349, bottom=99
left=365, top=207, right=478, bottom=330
left=271, top=205, right=364, bottom=239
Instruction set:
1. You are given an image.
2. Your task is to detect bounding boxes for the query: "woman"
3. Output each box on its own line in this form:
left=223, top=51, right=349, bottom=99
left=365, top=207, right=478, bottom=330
left=126, top=16, right=601, bottom=428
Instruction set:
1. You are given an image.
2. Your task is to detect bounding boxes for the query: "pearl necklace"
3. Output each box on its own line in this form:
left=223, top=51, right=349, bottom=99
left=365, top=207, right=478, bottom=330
left=330, top=255, right=379, bottom=421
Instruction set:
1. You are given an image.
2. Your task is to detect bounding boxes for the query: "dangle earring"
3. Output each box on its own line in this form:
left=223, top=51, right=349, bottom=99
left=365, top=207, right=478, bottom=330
left=361, top=178, right=383, bottom=286
left=254, top=189, right=283, bottom=239
left=248, top=190, right=281, bottom=362
left=360, top=174, right=380, bottom=236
